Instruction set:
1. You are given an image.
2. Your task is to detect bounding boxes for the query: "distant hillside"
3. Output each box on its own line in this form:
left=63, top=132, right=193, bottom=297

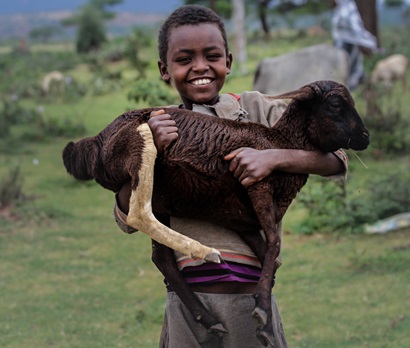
left=0, top=4, right=407, bottom=41
left=0, top=11, right=167, bottom=40
left=0, top=0, right=182, bottom=16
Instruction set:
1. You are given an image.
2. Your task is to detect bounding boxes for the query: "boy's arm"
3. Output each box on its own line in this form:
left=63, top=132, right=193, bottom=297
left=224, top=148, right=347, bottom=188
left=227, top=93, right=348, bottom=187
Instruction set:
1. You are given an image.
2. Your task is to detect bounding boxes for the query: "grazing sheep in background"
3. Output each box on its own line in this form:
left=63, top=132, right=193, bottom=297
left=253, top=44, right=349, bottom=95
left=370, top=54, right=408, bottom=93
left=63, top=80, right=370, bottom=346
left=42, top=71, right=65, bottom=95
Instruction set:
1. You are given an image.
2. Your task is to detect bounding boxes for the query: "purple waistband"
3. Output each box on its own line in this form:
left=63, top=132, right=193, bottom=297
left=180, top=261, right=261, bottom=284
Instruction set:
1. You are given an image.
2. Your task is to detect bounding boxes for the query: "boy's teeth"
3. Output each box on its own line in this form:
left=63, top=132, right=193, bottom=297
left=193, top=78, right=211, bottom=85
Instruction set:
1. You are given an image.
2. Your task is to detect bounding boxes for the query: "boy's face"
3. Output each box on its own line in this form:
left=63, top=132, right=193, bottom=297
left=159, top=23, right=232, bottom=109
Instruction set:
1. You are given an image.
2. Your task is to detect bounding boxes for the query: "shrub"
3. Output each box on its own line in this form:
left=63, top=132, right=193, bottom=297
left=296, top=166, right=410, bottom=234
left=127, top=79, right=179, bottom=107
left=362, top=84, right=410, bottom=157
left=0, top=50, right=80, bottom=97
left=35, top=115, right=87, bottom=138
left=124, top=27, right=152, bottom=79
left=0, top=97, right=38, bottom=137
left=42, top=77, right=87, bottom=103
left=296, top=177, right=355, bottom=234
left=0, top=98, right=86, bottom=145
left=0, top=165, right=25, bottom=210
left=349, top=167, right=410, bottom=223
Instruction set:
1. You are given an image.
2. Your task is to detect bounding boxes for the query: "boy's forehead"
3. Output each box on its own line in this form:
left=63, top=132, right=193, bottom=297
left=168, top=23, right=225, bottom=50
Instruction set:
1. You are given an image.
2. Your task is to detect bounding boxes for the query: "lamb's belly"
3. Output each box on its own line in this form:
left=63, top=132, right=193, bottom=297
left=153, top=185, right=259, bottom=232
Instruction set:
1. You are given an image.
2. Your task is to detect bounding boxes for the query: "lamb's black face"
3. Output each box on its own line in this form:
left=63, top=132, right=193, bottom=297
left=329, top=93, right=369, bottom=151
left=308, top=83, right=370, bottom=152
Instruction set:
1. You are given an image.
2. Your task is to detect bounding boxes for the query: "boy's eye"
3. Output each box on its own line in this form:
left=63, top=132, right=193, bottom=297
left=207, top=54, right=222, bottom=61
left=176, top=57, right=191, bottom=64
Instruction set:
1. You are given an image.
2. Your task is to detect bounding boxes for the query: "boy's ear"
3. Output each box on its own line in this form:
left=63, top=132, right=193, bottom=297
left=158, top=60, right=170, bottom=82
left=226, top=52, right=233, bottom=75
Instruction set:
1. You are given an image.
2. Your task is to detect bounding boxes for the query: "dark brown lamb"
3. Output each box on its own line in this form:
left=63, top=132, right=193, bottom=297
left=63, top=80, right=370, bottom=346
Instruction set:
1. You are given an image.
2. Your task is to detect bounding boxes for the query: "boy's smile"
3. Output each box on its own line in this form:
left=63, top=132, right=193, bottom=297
left=159, top=23, right=232, bottom=109
left=191, top=78, right=213, bottom=86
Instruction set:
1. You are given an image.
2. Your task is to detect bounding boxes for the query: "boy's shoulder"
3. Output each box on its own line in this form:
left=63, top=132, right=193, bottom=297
left=237, top=91, right=289, bottom=126
left=213, top=93, right=249, bottom=121
left=227, top=92, right=241, bottom=101
left=237, top=91, right=289, bottom=110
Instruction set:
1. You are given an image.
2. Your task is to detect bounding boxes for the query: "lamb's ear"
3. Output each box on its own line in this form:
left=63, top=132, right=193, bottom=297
left=269, top=83, right=321, bottom=102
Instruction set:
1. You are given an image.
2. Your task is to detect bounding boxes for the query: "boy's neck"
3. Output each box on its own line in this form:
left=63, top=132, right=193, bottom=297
left=183, top=95, right=221, bottom=110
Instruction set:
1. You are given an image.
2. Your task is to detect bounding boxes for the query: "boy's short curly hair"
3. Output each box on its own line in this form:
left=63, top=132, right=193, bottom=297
left=158, top=5, right=229, bottom=65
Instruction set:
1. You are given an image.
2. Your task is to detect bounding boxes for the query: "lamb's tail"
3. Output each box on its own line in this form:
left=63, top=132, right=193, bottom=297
left=62, top=140, right=96, bottom=180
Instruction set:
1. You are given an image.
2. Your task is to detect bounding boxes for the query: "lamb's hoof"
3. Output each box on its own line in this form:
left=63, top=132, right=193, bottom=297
left=256, top=328, right=275, bottom=347
left=252, top=307, right=268, bottom=327
left=208, top=323, right=228, bottom=336
left=204, top=252, right=222, bottom=264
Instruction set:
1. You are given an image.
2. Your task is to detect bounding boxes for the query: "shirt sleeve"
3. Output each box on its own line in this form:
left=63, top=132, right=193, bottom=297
left=239, top=91, right=288, bottom=127
left=113, top=193, right=137, bottom=234
left=326, top=149, right=348, bottom=180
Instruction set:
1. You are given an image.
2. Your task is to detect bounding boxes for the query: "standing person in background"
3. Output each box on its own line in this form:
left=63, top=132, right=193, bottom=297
left=331, top=0, right=379, bottom=90
left=115, top=5, right=348, bottom=347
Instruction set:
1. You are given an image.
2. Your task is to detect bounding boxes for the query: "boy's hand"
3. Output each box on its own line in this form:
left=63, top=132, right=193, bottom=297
left=224, top=148, right=274, bottom=188
left=148, top=109, right=178, bottom=155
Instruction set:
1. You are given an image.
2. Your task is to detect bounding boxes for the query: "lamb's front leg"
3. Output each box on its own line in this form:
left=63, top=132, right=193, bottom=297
left=247, top=185, right=281, bottom=347
left=126, top=123, right=220, bottom=262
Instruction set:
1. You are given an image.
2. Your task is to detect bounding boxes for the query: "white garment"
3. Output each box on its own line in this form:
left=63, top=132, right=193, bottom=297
left=331, top=0, right=378, bottom=89
left=332, top=0, right=377, bottom=50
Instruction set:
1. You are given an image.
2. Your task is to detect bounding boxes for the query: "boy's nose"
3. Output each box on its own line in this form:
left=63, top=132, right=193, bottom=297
left=192, top=58, right=209, bottom=72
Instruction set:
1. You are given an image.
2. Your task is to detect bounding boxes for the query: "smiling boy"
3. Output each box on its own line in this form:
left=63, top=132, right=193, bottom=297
left=114, top=5, right=347, bottom=348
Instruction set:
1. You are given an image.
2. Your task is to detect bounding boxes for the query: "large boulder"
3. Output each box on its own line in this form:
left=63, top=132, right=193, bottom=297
left=253, top=44, right=349, bottom=95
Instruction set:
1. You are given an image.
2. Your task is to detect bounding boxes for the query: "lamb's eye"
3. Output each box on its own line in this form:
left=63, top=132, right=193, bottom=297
left=329, top=100, right=341, bottom=110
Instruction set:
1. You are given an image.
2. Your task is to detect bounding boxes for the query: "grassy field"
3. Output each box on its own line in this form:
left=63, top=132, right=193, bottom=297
left=1, top=29, right=409, bottom=348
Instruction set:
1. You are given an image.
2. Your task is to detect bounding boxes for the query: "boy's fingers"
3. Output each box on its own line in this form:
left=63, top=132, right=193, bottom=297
left=224, top=148, right=244, bottom=161
left=150, top=109, right=165, bottom=117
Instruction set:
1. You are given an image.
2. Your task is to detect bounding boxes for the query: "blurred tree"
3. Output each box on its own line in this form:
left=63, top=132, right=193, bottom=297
left=124, top=27, right=151, bottom=79
left=62, top=0, right=123, bottom=54
left=258, top=0, right=272, bottom=36
left=184, top=0, right=332, bottom=36
left=260, top=0, right=329, bottom=36
left=185, top=0, right=232, bottom=17
left=183, top=0, right=332, bottom=72
left=29, top=25, right=63, bottom=43
left=232, top=0, right=247, bottom=74
left=384, top=0, right=404, bottom=6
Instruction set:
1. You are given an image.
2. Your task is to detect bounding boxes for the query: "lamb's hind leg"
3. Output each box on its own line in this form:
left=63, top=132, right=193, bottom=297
left=126, top=123, right=220, bottom=263
left=247, top=186, right=281, bottom=347
left=152, top=240, right=227, bottom=334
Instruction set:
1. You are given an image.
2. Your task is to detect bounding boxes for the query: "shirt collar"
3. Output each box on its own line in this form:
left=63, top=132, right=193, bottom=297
left=191, top=94, right=249, bottom=122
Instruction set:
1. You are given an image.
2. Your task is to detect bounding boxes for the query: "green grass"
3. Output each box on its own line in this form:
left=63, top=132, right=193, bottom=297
left=277, top=230, right=410, bottom=348
left=1, top=29, right=410, bottom=347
